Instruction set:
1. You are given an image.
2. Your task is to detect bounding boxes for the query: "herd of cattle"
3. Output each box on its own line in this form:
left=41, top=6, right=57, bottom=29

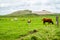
left=0, top=18, right=54, bottom=24
left=27, top=18, right=54, bottom=24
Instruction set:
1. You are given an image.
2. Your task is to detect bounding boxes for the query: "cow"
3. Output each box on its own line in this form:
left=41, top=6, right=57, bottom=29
left=42, top=18, right=54, bottom=24
left=27, top=19, right=31, bottom=23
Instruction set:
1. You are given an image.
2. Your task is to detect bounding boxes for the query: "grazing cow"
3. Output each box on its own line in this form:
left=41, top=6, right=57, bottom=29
left=27, top=19, right=31, bottom=23
left=11, top=18, right=18, bottom=21
left=14, top=18, right=18, bottom=21
left=42, top=18, right=54, bottom=24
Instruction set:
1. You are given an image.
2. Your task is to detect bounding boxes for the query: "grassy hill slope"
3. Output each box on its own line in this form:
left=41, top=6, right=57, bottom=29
left=0, top=10, right=60, bottom=17
left=5, top=10, right=33, bottom=16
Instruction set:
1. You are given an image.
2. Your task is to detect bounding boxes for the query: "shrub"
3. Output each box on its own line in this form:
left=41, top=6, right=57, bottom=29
left=31, top=36, right=37, bottom=40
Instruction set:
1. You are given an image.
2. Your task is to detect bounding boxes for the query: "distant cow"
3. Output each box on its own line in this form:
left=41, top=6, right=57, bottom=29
left=42, top=18, right=54, bottom=24
left=27, top=19, right=31, bottom=23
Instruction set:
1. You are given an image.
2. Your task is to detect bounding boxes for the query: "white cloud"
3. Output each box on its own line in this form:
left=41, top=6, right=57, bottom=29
left=0, top=0, right=60, bottom=15
left=0, top=3, right=10, bottom=7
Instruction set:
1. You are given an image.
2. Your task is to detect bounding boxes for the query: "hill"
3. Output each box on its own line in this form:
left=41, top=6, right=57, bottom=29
left=1, top=10, right=60, bottom=17
left=32, top=10, right=54, bottom=14
left=5, top=10, right=33, bottom=16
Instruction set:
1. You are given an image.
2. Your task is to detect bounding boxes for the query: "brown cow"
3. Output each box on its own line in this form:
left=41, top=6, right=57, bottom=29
left=42, top=18, right=54, bottom=24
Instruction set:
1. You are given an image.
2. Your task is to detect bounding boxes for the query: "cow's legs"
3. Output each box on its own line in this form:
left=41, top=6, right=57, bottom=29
left=43, top=21, right=45, bottom=24
left=48, top=21, right=54, bottom=24
left=51, top=21, right=54, bottom=24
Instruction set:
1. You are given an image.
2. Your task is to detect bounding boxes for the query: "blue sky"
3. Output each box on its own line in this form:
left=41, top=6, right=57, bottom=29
left=0, top=0, right=60, bottom=15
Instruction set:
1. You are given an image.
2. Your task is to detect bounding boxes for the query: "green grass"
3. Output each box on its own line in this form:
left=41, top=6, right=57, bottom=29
left=0, top=15, right=60, bottom=40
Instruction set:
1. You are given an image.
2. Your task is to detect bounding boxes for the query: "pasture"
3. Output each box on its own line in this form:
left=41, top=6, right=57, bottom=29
left=0, top=15, right=60, bottom=40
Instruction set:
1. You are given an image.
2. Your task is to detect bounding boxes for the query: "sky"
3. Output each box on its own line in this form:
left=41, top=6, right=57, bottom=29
left=0, top=0, right=60, bottom=15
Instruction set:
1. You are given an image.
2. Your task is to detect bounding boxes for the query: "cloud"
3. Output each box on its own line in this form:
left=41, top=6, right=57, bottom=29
left=0, top=0, right=60, bottom=15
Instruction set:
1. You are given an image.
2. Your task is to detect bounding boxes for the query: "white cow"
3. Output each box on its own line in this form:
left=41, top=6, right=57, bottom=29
left=14, top=18, right=18, bottom=21
left=27, top=19, right=31, bottom=23
left=11, top=18, right=18, bottom=21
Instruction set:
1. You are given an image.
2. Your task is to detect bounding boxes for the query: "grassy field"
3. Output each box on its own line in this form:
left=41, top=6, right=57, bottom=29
left=0, top=15, right=60, bottom=40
